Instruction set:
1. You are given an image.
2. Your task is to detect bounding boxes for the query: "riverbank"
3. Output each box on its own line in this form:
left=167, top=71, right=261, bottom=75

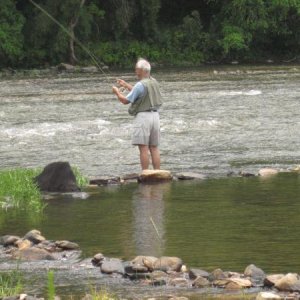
left=1, top=230, right=300, bottom=300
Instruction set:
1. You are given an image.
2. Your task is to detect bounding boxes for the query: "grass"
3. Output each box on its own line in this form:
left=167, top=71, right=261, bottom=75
left=0, top=166, right=88, bottom=212
left=47, top=270, right=56, bottom=300
left=89, top=287, right=119, bottom=300
left=0, top=168, right=43, bottom=212
left=0, top=270, right=24, bottom=298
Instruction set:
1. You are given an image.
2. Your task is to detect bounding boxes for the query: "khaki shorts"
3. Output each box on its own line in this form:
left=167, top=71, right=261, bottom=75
left=132, top=112, right=160, bottom=146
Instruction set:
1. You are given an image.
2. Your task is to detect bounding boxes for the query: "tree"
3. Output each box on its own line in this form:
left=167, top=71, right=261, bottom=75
left=0, top=0, right=25, bottom=67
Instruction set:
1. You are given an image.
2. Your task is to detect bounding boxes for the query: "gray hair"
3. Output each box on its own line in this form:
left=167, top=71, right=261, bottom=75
left=136, top=58, right=151, bottom=73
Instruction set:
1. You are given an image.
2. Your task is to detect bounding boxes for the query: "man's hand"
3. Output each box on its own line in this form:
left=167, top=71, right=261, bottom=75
left=116, top=78, right=133, bottom=91
left=112, top=86, right=119, bottom=95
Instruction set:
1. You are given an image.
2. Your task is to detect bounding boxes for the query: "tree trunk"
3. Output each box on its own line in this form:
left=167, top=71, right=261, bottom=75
left=69, top=0, right=86, bottom=65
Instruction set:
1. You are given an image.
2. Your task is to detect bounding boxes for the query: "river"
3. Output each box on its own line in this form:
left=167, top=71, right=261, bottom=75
left=0, top=65, right=300, bottom=298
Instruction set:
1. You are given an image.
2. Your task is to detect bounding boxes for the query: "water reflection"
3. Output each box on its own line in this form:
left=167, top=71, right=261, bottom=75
left=132, top=182, right=171, bottom=257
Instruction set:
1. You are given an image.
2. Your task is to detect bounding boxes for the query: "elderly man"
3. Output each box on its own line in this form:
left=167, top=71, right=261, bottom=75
left=112, top=58, right=163, bottom=170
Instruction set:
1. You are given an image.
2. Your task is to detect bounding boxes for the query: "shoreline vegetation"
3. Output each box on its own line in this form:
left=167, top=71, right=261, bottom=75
left=1, top=1, right=300, bottom=70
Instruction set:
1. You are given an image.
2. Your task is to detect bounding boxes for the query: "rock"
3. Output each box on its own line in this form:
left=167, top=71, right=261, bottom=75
left=175, top=172, right=207, bottom=180
left=256, top=292, right=282, bottom=300
left=192, top=276, right=210, bottom=288
left=100, top=258, right=125, bottom=275
left=55, top=240, right=79, bottom=250
left=244, top=264, right=266, bottom=282
left=12, top=248, right=55, bottom=261
left=89, top=176, right=120, bottom=185
left=169, top=277, right=189, bottom=287
left=210, top=268, right=227, bottom=280
left=189, top=268, right=210, bottom=280
left=264, top=274, right=285, bottom=287
left=81, top=66, right=98, bottom=73
left=24, top=230, right=45, bottom=244
left=213, top=279, right=230, bottom=287
left=225, top=278, right=252, bottom=290
left=57, top=63, right=75, bottom=72
left=274, top=273, right=300, bottom=291
left=181, top=265, right=188, bottom=272
left=0, top=235, right=20, bottom=246
left=258, top=168, right=279, bottom=177
left=122, top=173, right=139, bottom=181
left=150, top=270, right=168, bottom=280
left=239, top=171, right=256, bottom=177
left=138, top=170, right=172, bottom=183
left=92, top=253, right=105, bottom=266
left=153, top=256, right=183, bottom=272
left=34, top=162, right=80, bottom=192
left=15, top=239, right=32, bottom=250
left=131, top=255, right=157, bottom=272
left=169, top=297, right=189, bottom=300
left=36, top=240, right=57, bottom=252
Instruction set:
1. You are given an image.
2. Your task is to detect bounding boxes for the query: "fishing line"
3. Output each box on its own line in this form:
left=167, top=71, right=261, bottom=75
left=29, top=0, right=113, bottom=82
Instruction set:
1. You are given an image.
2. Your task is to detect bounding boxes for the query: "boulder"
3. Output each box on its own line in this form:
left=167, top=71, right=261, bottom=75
left=12, top=248, right=55, bottom=261
left=256, top=292, right=282, bottom=300
left=138, top=170, right=172, bottom=183
left=225, top=278, right=252, bottom=290
left=169, top=277, right=189, bottom=287
left=274, top=273, right=300, bottom=291
left=153, top=256, right=183, bottom=272
left=55, top=240, right=79, bottom=250
left=81, top=66, right=98, bottom=73
left=189, top=268, right=210, bottom=280
left=34, top=162, right=80, bottom=192
left=192, top=276, right=210, bottom=288
left=175, top=172, right=207, bottom=180
left=244, top=264, right=265, bottom=284
left=131, top=255, right=157, bottom=272
left=264, top=274, right=285, bottom=287
left=100, top=258, right=124, bottom=275
left=0, top=235, right=20, bottom=246
left=24, top=230, right=45, bottom=244
left=258, top=168, right=279, bottom=177
left=57, top=63, right=75, bottom=72
left=15, top=239, right=32, bottom=250
left=36, top=240, right=57, bottom=252
left=210, top=268, right=227, bottom=280
left=92, top=253, right=105, bottom=266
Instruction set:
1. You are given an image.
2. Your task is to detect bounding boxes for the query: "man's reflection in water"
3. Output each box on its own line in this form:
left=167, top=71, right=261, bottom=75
left=132, top=182, right=171, bottom=257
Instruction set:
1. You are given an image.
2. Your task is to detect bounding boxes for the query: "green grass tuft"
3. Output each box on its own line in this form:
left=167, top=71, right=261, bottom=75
left=0, top=270, right=23, bottom=297
left=47, top=270, right=55, bottom=300
left=0, top=168, right=43, bottom=212
left=72, top=166, right=89, bottom=188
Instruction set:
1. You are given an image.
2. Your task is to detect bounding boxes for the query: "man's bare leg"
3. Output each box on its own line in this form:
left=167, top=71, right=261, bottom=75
left=138, top=145, right=150, bottom=170
left=149, top=146, right=160, bottom=169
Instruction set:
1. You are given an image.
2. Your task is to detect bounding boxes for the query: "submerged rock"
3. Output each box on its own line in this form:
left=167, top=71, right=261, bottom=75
left=175, top=172, right=207, bottom=180
left=35, top=162, right=80, bottom=192
left=258, top=168, right=279, bottom=177
left=138, top=170, right=172, bottom=183
left=153, top=256, right=183, bottom=272
left=100, top=258, right=125, bottom=275
left=192, top=276, right=210, bottom=288
left=12, top=248, right=55, bottom=261
left=256, top=292, right=282, bottom=300
left=89, top=176, right=120, bottom=185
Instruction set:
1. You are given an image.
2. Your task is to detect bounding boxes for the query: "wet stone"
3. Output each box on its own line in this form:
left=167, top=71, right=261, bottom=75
left=192, top=276, right=210, bottom=288
left=264, top=274, right=285, bottom=287
left=210, top=268, right=227, bottom=281
left=0, top=235, right=20, bottom=246
left=100, top=258, right=125, bottom=275
left=153, top=256, right=183, bottom=272
left=55, top=240, right=79, bottom=250
left=189, top=268, right=210, bottom=280
left=24, top=230, right=45, bottom=244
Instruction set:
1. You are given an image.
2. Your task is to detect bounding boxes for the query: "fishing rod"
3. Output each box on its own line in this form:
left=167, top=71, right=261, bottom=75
left=28, top=0, right=112, bottom=81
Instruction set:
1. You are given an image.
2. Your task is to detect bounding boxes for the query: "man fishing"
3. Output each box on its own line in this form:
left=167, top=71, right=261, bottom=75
left=112, top=58, right=163, bottom=170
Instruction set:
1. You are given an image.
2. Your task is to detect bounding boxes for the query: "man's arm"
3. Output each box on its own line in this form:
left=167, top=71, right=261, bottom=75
left=112, top=86, right=130, bottom=105
left=117, top=79, right=133, bottom=91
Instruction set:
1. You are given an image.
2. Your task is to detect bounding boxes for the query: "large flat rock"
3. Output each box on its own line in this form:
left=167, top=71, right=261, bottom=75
left=138, top=169, right=172, bottom=183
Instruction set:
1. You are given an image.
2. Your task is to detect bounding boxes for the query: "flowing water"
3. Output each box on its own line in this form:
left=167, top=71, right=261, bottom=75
left=0, top=66, right=300, bottom=297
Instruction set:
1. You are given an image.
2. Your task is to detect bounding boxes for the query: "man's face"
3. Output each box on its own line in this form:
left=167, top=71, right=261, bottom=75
left=135, top=67, right=144, bottom=80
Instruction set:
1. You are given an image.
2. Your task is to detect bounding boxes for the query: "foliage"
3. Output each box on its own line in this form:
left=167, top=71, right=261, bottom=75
left=72, top=166, right=89, bottom=187
left=89, top=287, right=119, bottom=300
left=1, top=0, right=300, bottom=67
left=0, top=0, right=25, bottom=67
left=47, top=270, right=56, bottom=300
left=0, top=270, right=23, bottom=297
left=0, top=168, right=43, bottom=212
